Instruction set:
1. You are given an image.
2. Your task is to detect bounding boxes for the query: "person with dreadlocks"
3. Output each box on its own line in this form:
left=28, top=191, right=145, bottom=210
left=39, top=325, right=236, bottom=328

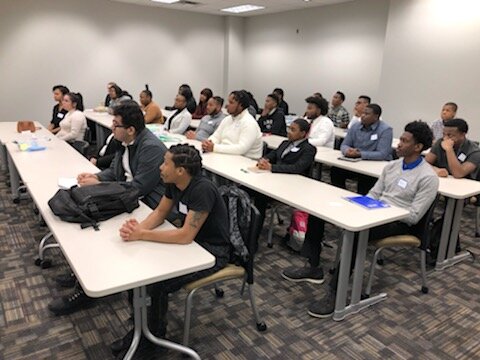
left=111, top=144, right=230, bottom=356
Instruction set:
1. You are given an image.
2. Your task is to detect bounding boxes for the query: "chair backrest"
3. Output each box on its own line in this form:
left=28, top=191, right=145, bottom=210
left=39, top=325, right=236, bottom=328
left=410, top=195, right=438, bottom=250
left=70, top=140, right=89, bottom=157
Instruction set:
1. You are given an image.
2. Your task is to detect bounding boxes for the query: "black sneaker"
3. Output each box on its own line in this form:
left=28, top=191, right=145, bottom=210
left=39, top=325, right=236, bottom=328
left=48, top=289, right=94, bottom=315
left=281, top=266, right=324, bottom=284
left=111, top=329, right=134, bottom=355
left=307, top=290, right=335, bottom=318
left=55, top=272, right=77, bottom=288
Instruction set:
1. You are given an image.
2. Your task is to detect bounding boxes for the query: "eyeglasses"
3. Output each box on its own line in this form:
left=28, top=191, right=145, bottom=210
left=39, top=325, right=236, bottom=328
left=112, top=123, right=128, bottom=129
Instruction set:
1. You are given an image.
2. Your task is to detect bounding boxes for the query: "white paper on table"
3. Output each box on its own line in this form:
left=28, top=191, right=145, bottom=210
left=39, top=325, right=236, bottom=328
left=58, top=177, right=78, bottom=190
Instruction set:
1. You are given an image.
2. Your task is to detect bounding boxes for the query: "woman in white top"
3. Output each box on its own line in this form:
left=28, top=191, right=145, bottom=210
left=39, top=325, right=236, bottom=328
left=164, top=92, right=192, bottom=134
left=305, top=96, right=334, bottom=148
left=56, top=92, right=87, bottom=142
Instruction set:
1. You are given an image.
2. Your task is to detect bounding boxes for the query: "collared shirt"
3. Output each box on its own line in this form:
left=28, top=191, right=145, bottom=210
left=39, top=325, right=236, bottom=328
left=430, top=138, right=480, bottom=179
left=341, top=120, right=393, bottom=160
left=281, top=138, right=305, bottom=158
left=122, top=140, right=135, bottom=182
left=431, top=119, right=445, bottom=141
left=195, top=111, right=226, bottom=141
left=402, top=156, right=423, bottom=170
left=348, top=115, right=361, bottom=129
left=328, top=105, right=350, bottom=127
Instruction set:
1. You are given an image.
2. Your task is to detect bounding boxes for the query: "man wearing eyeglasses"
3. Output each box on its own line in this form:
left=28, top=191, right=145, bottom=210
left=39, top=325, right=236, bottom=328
left=49, top=100, right=169, bottom=316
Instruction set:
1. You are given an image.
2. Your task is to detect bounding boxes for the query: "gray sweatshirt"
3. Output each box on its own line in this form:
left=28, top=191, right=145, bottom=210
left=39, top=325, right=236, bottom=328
left=368, top=158, right=439, bottom=226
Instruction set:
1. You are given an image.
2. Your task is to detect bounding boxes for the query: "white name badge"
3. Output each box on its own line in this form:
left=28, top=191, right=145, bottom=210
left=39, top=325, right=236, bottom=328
left=208, top=121, right=213, bottom=125
left=458, top=153, right=467, bottom=162
left=397, top=178, right=408, bottom=189
left=57, top=113, right=64, bottom=119
left=370, top=134, right=378, bottom=141
left=291, top=147, right=300, bottom=153
left=179, top=202, right=188, bottom=215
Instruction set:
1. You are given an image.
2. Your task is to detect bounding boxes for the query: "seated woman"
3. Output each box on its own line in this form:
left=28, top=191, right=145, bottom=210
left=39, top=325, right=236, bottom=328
left=192, top=88, right=213, bottom=119
left=56, top=92, right=87, bottom=142
left=139, top=87, right=163, bottom=124
left=107, top=84, right=131, bottom=113
left=164, top=91, right=192, bottom=134
left=48, top=85, right=70, bottom=134
left=253, top=118, right=317, bottom=223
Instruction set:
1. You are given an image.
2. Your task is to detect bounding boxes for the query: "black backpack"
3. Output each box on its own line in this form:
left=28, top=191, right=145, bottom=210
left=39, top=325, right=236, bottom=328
left=48, top=182, right=140, bottom=230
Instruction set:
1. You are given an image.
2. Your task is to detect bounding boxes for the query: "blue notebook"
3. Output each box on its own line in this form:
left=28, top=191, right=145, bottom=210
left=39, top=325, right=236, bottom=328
left=345, top=196, right=390, bottom=209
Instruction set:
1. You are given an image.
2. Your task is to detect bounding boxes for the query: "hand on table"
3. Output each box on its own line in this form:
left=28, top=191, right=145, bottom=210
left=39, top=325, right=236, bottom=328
left=257, top=158, right=272, bottom=171
left=119, top=219, right=142, bottom=241
left=201, top=140, right=214, bottom=153
left=77, top=173, right=100, bottom=186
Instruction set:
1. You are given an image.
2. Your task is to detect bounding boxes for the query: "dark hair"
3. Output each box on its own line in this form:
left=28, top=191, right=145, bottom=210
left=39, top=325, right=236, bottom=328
left=359, top=95, right=371, bottom=104
left=445, top=118, right=468, bottom=133
left=336, top=91, right=346, bottom=102
left=230, top=90, right=251, bottom=110
left=212, top=96, right=224, bottom=107
left=141, top=90, right=153, bottom=98
left=267, top=93, right=279, bottom=105
left=305, top=96, right=329, bottom=115
left=168, top=144, right=202, bottom=176
left=313, top=92, right=323, bottom=99
left=66, top=92, right=84, bottom=111
left=52, top=85, right=70, bottom=95
left=404, top=121, right=433, bottom=152
left=444, top=102, right=458, bottom=112
left=112, top=100, right=145, bottom=132
left=180, top=84, right=191, bottom=90
left=109, top=84, right=123, bottom=97
left=367, top=103, right=382, bottom=117
left=292, top=118, right=311, bottom=134
left=200, top=88, right=213, bottom=101
left=273, top=88, right=284, bottom=97
left=180, top=88, right=193, bottom=100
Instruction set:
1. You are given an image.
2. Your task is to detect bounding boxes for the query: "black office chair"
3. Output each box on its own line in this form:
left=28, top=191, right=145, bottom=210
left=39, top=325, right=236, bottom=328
left=70, top=140, right=89, bottom=157
left=181, top=194, right=267, bottom=347
left=364, top=196, right=438, bottom=296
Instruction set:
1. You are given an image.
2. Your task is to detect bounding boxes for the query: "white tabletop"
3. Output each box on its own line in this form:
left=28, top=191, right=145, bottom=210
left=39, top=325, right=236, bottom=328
left=84, top=110, right=113, bottom=129
left=200, top=153, right=409, bottom=232
left=190, top=119, right=200, bottom=129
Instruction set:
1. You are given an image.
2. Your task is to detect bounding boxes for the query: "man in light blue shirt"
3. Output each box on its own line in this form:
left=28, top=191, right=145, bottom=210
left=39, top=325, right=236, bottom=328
left=185, top=96, right=226, bottom=141
left=332, top=104, right=393, bottom=194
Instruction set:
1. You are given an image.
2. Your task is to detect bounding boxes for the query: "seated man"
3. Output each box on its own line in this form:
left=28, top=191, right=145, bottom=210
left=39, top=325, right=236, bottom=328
left=425, top=118, right=480, bottom=179
left=49, top=100, right=168, bottom=315
left=257, top=93, right=287, bottom=136
left=185, top=96, right=226, bottom=141
left=164, top=92, right=192, bottom=134
left=273, top=88, right=289, bottom=115
left=111, top=144, right=230, bottom=356
left=254, top=118, right=317, bottom=222
left=305, top=96, right=334, bottom=148
left=282, top=121, right=439, bottom=318
left=328, top=91, right=350, bottom=128
left=139, top=88, right=163, bottom=124
left=331, top=104, right=393, bottom=194
left=430, top=102, right=458, bottom=141
left=348, top=95, right=371, bottom=129
left=202, top=90, right=263, bottom=159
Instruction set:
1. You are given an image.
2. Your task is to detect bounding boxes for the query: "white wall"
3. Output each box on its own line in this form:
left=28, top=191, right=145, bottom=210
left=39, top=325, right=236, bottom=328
left=243, top=0, right=389, bottom=116
left=223, top=16, right=246, bottom=93
left=377, top=0, right=480, bottom=139
left=0, top=0, right=226, bottom=126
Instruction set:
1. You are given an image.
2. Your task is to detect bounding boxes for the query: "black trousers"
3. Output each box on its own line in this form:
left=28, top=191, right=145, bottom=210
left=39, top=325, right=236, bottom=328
left=330, top=167, right=377, bottom=195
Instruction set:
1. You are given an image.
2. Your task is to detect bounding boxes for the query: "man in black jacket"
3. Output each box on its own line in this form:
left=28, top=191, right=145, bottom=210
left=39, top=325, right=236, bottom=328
left=254, top=118, right=316, bottom=223
left=257, top=93, right=287, bottom=137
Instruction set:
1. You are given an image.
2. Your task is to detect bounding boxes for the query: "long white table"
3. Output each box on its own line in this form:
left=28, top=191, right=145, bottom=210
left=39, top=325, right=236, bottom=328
left=4, top=125, right=215, bottom=359
left=198, top=153, right=409, bottom=321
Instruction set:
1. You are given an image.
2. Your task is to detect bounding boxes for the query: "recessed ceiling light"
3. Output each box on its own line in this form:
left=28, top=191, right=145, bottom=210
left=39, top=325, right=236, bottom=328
left=221, top=4, right=265, bottom=14
left=151, top=0, right=179, bottom=4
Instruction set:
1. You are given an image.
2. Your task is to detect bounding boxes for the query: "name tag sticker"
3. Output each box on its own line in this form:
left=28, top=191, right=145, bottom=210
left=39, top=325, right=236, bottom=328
left=179, top=202, right=188, bottom=214
left=291, top=147, right=300, bottom=153
left=208, top=121, right=213, bottom=125
left=397, top=178, right=408, bottom=189
left=458, top=153, right=467, bottom=162
left=57, top=113, right=64, bottom=119
left=370, top=134, right=378, bottom=141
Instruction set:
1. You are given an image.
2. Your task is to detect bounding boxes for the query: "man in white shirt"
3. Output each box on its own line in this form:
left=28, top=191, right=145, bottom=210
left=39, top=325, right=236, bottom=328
left=348, top=95, right=371, bottom=129
left=305, top=96, right=334, bottom=148
left=202, top=90, right=263, bottom=159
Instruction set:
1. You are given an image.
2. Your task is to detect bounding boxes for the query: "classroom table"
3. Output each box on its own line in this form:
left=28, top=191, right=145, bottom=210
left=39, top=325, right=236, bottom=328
left=83, top=110, right=113, bottom=149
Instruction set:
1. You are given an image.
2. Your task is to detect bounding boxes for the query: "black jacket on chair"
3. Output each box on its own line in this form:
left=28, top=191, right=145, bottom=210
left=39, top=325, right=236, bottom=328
left=264, top=139, right=316, bottom=176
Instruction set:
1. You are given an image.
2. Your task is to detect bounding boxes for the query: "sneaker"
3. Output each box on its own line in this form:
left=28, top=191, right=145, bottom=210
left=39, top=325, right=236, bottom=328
left=55, top=272, right=77, bottom=288
left=307, top=290, right=336, bottom=318
left=48, top=289, right=94, bottom=315
left=281, top=266, right=324, bottom=284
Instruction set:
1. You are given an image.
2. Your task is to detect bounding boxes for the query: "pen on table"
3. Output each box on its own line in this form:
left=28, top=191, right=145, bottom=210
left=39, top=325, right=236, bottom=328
left=240, top=168, right=249, bottom=174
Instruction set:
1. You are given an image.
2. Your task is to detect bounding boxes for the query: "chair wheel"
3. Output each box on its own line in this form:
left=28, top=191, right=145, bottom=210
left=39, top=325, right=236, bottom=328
left=13, top=198, right=20, bottom=204
left=215, top=288, right=224, bottom=298
left=256, top=322, right=267, bottom=332
left=361, top=293, right=370, bottom=300
left=267, top=243, right=273, bottom=248
left=376, top=259, right=384, bottom=266
left=421, top=286, right=429, bottom=294
left=34, top=258, right=42, bottom=266
left=329, top=267, right=336, bottom=275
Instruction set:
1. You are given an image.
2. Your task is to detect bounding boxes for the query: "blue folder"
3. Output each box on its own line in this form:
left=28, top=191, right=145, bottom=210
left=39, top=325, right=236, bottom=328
left=345, top=196, right=390, bottom=209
